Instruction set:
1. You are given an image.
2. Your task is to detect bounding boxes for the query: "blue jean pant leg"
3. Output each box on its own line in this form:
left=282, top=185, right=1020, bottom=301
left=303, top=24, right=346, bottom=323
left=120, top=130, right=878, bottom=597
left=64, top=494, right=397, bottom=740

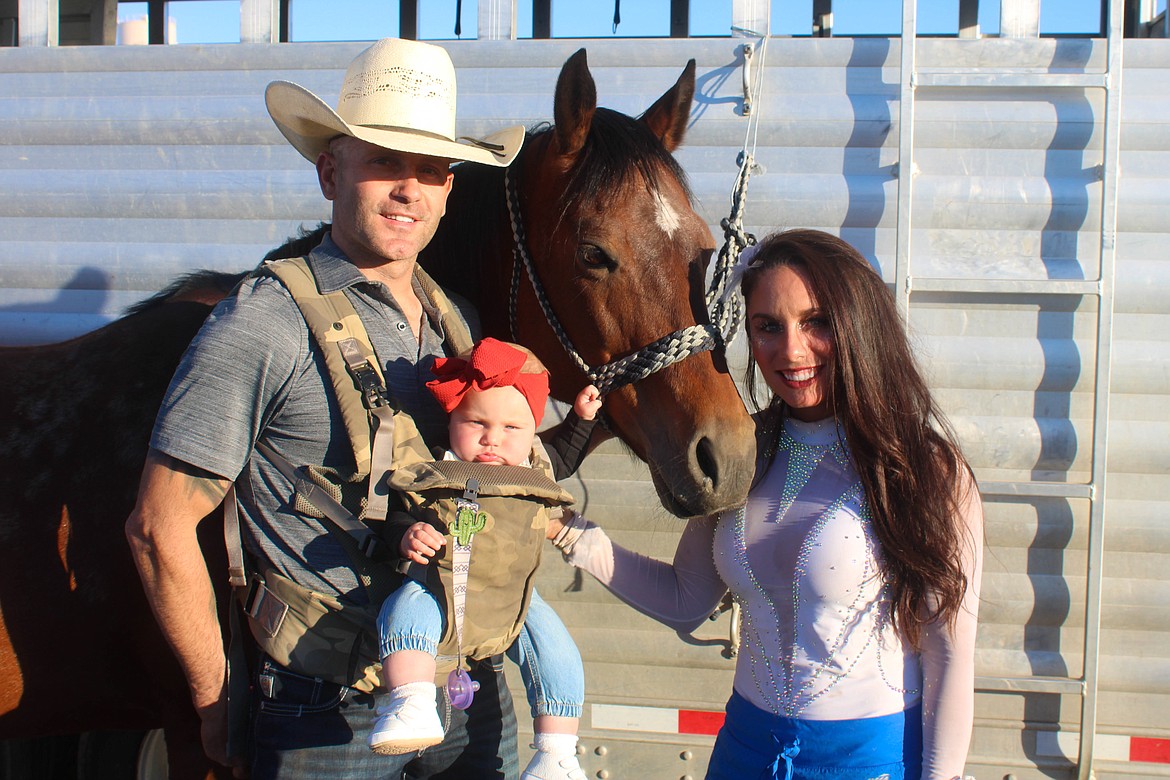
left=251, top=656, right=520, bottom=780
left=413, top=655, right=521, bottom=780
left=379, top=579, right=444, bottom=660
left=505, top=589, right=584, bottom=720
left=250, top=657, right=408, bottom=780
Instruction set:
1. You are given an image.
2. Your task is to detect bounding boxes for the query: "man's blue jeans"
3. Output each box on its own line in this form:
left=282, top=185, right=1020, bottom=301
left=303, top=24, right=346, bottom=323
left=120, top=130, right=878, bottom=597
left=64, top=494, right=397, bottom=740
left=249, top=655, right=519, bottom=779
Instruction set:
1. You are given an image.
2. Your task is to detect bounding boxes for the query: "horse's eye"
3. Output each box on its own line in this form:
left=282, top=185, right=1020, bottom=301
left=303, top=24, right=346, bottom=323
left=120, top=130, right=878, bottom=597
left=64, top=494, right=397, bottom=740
left=577, top=245, right=614, bottom=272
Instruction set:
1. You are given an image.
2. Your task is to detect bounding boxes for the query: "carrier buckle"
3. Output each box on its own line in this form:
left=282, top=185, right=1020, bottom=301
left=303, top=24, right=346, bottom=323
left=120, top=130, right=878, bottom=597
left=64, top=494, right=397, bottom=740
left=350, top=360, right=391, bottom=409
left=359, top=532, right=383, bottom=559
left=243, top=576, right=289, bottom=639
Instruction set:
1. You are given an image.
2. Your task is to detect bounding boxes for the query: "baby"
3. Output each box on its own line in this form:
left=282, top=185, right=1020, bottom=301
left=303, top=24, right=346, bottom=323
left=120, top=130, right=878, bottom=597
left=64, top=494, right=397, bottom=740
left=370, top=337, right=600, bottom=780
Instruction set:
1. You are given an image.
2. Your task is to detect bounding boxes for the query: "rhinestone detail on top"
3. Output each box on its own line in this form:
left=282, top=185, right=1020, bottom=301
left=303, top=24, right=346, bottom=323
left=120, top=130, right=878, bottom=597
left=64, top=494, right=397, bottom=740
left=730, top=419, right=918, bottom=718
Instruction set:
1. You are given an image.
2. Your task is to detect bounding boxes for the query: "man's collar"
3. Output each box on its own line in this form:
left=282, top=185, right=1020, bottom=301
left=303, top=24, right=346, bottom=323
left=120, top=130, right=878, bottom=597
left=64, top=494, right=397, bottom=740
left=306, top=231, right=444, bottom=327
left=305, top=233, right=368, bottom=294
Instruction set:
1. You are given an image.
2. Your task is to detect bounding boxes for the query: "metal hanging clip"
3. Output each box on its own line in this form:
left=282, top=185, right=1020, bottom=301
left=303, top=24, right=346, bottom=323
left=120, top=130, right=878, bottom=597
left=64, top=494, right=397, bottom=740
left=742, top=42, right=754, bottom=116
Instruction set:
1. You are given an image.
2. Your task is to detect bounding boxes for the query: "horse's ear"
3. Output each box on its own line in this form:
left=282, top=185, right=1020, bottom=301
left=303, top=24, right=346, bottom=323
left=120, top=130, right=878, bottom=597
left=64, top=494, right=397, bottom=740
left=640, top=58, right=696, bottom=153
left=553, top=48, right=597, bottom=159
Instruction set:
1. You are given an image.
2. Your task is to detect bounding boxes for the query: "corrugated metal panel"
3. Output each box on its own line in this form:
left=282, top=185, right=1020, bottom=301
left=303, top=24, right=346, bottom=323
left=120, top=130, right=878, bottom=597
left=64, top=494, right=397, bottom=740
left=1, top=36, right=1167, bottom=778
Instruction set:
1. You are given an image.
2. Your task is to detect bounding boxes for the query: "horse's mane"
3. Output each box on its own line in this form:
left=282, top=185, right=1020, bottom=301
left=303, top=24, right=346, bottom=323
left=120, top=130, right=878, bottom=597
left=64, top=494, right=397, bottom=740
left=264, top=222, right=330, bottom=262
left=123, top=269, right=250, bottom=316
left=560, top=108, right=693, bottom=209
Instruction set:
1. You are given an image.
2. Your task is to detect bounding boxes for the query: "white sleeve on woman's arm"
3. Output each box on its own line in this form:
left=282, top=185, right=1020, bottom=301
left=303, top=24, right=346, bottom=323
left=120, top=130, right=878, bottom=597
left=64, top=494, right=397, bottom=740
left=564, top=515, right=727, bottom=634
left=919, top=471, right=984, bottom=780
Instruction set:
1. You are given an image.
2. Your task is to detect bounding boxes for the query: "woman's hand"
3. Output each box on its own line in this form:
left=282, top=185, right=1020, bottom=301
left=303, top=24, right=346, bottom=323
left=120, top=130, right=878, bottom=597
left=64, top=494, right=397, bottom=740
left=546, top=508, right=569, bottom=540
left=399, top=522, right=446, bottom=564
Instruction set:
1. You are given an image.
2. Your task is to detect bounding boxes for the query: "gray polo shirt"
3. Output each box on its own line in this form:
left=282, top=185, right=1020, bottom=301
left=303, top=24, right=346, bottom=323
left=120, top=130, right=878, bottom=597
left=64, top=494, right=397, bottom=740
left=152, top=233, right=477, bottom=600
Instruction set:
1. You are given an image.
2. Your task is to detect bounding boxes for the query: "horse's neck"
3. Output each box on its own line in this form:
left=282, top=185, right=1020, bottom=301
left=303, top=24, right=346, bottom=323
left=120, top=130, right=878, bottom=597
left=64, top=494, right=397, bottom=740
left=421, top=162, right=513, bottom=337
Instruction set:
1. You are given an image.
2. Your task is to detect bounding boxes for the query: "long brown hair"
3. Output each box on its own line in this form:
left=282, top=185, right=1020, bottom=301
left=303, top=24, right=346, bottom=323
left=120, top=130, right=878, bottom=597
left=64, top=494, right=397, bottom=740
left=741, top=229, right=974, bottom=646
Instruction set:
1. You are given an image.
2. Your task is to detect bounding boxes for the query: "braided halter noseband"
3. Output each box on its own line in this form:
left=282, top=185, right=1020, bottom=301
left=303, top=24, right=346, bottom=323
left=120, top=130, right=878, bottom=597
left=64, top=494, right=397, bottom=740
left=505, top=166, right=747, bottom=397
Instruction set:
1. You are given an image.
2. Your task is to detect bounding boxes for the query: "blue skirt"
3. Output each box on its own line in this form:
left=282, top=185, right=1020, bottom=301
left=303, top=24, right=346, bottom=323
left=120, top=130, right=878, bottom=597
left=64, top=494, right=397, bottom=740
left=706, top=691, right=923, bottom=780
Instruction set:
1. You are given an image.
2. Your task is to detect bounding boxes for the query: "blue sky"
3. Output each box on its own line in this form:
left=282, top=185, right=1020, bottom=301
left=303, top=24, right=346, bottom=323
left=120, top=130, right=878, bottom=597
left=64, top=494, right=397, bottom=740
left=118, top=0, right=1154, bottom=44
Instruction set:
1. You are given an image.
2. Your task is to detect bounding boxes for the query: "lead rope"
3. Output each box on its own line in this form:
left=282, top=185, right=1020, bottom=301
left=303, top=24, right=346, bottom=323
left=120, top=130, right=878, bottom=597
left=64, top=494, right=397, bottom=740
left=711, top=25, right=771, bottom=342
left=719, top=24, right=771, bottom=659
left=707, top=149, right=754, bottom=341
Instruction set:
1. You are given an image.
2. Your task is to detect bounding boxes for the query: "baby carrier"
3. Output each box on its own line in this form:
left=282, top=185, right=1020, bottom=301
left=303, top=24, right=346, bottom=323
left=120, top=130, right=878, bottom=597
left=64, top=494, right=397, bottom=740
left=223, top=256, right=572, bottom=697
left=390, top=444, right=573, bottom=670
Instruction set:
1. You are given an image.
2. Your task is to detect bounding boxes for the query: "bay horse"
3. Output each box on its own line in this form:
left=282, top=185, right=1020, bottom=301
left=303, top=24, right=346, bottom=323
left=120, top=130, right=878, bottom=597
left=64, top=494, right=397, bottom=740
left=0, top=50, right=754, bottom=777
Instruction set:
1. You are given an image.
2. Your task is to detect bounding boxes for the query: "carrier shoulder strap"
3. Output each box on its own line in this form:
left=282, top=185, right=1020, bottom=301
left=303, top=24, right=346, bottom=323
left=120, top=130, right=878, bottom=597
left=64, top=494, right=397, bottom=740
left=263, top=255, right=474, bottom=484
left=264, top=257, right=383, bottom=481
left=415, top=264, right=475, bottom=357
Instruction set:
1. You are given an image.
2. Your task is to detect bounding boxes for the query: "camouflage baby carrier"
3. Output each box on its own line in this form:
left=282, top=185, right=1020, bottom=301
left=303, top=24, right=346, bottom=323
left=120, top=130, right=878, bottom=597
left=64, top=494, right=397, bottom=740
left=390, top=441, right=573, bottom=673
left=224, top=255, right=571, bottom=697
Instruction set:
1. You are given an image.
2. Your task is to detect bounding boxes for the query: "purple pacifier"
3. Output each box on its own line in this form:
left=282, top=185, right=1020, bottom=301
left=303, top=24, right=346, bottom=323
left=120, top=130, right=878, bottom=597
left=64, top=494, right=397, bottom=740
left=446, top=668, right=480, bottom=710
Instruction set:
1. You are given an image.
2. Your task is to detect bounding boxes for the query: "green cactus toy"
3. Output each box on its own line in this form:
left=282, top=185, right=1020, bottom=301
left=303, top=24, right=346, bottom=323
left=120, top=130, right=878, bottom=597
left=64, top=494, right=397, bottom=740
left=451, top=501, right=488, bottom=547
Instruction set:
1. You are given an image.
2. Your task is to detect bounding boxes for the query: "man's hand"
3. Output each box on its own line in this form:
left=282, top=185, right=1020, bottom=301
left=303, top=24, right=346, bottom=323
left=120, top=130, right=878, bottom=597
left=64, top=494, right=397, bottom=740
left=197, top=687, right=250, bottom=778
left=399, top=522, right=446, bottom=564
left=573, top=384, right=602, bottom=422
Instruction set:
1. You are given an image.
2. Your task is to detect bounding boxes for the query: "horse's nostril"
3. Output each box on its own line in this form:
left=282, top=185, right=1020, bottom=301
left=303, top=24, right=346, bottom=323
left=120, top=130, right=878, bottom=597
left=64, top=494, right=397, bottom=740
left=695, top=435, right=719, bottom=492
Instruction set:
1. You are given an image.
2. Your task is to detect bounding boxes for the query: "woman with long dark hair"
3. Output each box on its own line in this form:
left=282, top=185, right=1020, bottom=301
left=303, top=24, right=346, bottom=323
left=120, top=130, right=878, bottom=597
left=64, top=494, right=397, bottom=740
left=548, top=229, right=983, bottom=779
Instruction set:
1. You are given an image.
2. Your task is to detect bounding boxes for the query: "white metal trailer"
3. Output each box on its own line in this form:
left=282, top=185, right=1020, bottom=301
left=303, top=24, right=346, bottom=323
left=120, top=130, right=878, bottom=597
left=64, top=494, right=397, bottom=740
left=1, top=1, right=1168, bottom=777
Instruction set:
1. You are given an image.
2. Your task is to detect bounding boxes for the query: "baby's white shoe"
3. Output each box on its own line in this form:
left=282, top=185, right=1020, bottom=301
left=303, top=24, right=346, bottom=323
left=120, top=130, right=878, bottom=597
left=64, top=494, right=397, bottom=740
left=521, top=733, right=586, bottom=780
left=368, top=682, right=444, bottom=755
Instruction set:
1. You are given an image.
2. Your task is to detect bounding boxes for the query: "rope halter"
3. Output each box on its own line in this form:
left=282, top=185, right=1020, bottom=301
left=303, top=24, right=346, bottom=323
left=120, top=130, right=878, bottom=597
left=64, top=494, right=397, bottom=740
left=505, top=167, right=748, bottom=397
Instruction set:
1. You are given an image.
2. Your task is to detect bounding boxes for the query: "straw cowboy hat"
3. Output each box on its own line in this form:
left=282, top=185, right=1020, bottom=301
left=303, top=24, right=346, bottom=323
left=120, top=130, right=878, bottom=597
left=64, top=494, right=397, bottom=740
left=266, top=38, right=523, bottom=167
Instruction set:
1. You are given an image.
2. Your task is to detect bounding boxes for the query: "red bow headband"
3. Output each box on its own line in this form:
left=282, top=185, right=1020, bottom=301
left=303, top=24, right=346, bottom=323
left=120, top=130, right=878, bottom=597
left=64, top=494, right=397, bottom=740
left=426, top=338, right=550, bottom=426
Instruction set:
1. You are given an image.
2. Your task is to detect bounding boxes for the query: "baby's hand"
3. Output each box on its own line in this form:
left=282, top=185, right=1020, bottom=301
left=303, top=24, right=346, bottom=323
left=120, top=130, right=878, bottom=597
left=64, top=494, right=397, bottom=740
left=399, top=522, right=447, bottom=565
left=573, top=385, right=602, bottom=421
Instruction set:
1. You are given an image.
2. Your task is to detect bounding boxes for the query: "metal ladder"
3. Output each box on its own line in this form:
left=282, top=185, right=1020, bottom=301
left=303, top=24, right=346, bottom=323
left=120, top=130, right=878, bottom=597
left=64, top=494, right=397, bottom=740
left=893, top=2, right=1123, bottom=778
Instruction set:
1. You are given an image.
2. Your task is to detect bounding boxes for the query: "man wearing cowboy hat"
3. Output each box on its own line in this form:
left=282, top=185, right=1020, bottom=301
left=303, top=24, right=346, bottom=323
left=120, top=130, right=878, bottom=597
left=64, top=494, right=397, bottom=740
left=127, top=38, right=527, bottom=778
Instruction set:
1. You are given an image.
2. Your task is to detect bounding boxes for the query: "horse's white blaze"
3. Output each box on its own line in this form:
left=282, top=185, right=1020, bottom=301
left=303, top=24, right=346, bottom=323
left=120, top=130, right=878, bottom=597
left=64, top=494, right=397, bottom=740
left=654, top=189, right=683, bottom=237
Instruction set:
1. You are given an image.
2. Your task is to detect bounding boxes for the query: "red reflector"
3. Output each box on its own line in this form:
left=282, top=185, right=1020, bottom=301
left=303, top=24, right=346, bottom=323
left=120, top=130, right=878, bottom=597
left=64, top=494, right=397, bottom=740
left=1131, top=737, right=1170, bottom=763
left=678, top=710, right=725, bottom=736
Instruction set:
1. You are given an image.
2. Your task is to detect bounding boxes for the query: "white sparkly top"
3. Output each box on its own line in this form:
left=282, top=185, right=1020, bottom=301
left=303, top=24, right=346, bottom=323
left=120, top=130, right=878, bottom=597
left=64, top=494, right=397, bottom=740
left=565, top=416, right=982, bottom=780
left=714, top=415, right=918, bottom=719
